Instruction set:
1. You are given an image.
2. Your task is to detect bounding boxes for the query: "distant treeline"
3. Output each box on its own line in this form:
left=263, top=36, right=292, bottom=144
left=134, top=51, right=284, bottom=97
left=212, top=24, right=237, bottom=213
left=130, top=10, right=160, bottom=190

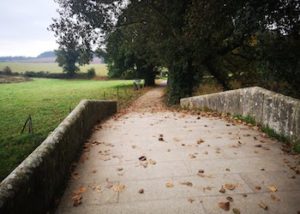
left=0, top=67, right=96, bottom=79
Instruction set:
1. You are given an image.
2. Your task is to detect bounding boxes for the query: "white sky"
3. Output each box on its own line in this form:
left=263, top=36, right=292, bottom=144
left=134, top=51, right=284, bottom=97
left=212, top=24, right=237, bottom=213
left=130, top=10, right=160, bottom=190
left=0, top=0, right=59, bottom=57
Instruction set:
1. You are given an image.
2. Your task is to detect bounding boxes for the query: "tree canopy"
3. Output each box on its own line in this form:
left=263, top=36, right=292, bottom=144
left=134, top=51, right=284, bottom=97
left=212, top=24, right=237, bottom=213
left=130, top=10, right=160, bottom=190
left=51, top=0, right=300, bottom=102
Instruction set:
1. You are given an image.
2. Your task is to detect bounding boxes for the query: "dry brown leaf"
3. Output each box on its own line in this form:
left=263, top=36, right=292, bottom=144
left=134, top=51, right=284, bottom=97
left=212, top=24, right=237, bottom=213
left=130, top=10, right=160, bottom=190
left=258, top=202, right=268, bottom=210
left=91, top=185, right=101, bottom=192
left=219, top=186, right=226, bottom=193
left=189, top=154, right=197, bottom=159
left=203, top=186, right=212, bottom=191
left=112, top=184, right=126, bottom=192
left=255, top=186, right=262, bottom=191
left=180, top=181, right=193, bottom=187
left=197, top=139, right=205, bottom=145
left=271, top=194, right=280, bottom=201
left=72, top=194, right=82, bottom=207
left=218, top=201, right=230, bottom=211
left=139, top=156, right=147, bottom=161
left=188, top=198, right=195, bottom=203
left=158, top=134, right=164, bottom=141
left=226, top=196, right=233, bottom=202
left=232, top=208, right=241, bottom=214
left=166, top=181, right=174, bottom=188
left=224, top=183, right=236, bottom=191
left=149, top=159, right=157, bottom=165
left=268, top=185, right=278, bottom=192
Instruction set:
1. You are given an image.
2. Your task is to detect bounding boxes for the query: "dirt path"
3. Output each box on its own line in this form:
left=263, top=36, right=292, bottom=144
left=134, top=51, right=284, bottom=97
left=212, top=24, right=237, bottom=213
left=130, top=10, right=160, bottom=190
left=56, top=85, right=300, bottom=214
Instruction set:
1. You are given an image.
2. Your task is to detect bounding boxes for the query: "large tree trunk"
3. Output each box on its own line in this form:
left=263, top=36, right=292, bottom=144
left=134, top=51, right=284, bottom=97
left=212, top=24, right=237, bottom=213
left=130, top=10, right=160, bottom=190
left=143, top=65, right=156, bottom=86
left=167, top=56, right=196, bottom=104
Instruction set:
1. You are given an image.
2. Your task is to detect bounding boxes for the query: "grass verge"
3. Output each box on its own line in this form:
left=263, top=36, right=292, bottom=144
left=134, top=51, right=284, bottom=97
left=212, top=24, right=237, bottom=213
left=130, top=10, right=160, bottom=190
left=0, top=78, right=144, bottom=180
left=233, top=114, right=300, bottom=153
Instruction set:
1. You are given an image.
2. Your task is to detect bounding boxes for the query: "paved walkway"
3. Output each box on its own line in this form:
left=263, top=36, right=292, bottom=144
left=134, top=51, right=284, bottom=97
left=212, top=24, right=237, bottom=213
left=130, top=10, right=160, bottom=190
left=56, top=85, right=300, bottom=214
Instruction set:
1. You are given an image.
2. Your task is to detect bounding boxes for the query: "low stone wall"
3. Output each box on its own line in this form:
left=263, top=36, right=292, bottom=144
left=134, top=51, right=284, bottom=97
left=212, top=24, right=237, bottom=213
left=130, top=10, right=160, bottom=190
left=181, top=87, right=300, bottom=142
left=0, top=100, right=117, bottom=213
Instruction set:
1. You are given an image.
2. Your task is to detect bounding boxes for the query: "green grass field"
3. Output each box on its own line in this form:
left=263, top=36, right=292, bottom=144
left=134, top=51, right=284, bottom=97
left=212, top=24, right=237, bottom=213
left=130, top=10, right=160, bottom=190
left=0, top=62, right=108, bottom=76
left=0, top=78, right=143, bottom=180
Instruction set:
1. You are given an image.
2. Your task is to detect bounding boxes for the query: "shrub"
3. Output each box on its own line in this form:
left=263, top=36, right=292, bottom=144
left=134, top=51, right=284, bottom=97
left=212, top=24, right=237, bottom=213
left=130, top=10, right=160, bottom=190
left=87, top=67, right=96, bottom=78
left=3, top=66, right=12, bottom=75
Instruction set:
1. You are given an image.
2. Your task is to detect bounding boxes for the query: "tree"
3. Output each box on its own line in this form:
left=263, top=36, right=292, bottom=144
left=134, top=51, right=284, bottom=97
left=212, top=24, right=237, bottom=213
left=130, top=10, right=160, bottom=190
left=2, top=66, right=12, bottom=75
left=51, top=0, right=300, bottom=101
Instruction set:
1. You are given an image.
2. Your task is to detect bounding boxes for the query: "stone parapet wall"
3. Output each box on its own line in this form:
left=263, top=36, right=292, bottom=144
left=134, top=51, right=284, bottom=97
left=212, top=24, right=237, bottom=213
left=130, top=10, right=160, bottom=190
left=0, top=100, right=117, bottom=213
left=181, top=87, right=300, bottom=141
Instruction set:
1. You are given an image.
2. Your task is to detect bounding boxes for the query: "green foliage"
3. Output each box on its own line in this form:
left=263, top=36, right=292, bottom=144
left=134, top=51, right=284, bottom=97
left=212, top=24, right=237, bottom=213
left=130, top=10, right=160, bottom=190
left=293, top=142, right=300, bottom=153
left=51, top=0, right=300, bottom=102
left=2, top=66, right=12, bottom=75
left=87, top=67, right=96, bottom=79
left=55, top=49, right=80, bottom=76
left=261, top=125, right=289, bottom=144
left=0, top=78, right=144, bottom=180
left=233, top=115, right=257, bottom=125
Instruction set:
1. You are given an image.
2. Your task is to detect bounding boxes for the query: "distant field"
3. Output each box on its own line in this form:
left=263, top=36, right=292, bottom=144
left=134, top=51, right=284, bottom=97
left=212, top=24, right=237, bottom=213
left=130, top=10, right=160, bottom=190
left=0, top=62, right=108, bottom=76
left=0, top=78, right=144, bottom=180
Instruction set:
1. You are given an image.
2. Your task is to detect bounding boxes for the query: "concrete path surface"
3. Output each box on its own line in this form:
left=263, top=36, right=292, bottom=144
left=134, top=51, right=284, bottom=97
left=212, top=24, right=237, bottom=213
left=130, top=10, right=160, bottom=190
left=56, top=85, right=300, bottom=214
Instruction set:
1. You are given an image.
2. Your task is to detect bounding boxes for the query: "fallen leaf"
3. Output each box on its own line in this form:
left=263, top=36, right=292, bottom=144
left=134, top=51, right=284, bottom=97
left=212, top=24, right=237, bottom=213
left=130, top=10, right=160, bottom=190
left=232, top=208, right=241, bottom=214
left=219, top=186, right=226, bottom=193
left=197, top=139, right=205, bottom=144
left=139, top=156, right=147, bottom=161
left=140, top=161, right=148, bottom=168
left=72, top=194, right=82, bottom=207
left=226, top=196, right=233, bottom=202
left=197, top=169, right=205, bottom=176
left=158, top=134, right=164, bottom=141
left=189, top=154, right=197, bottom=159
left=224, top=183, right=236, bottom=191
left=188, top=198, right=195, bottom=203
left=112, top=184, right=126, bottom=192
left=271, top=194, right=280, bottom=201
left=268, top=185, right=277, bottom=192
left=149, top=159, right=157, bottom=165
left=258, top=202, right=268, bottom=210
left=180, top=181, right=193, bottom=187
left=166, top=181, right=174, bottom=188
left=218, top=201, right=230, bottom=211
left=203, top=186, right=212, bottom=191
left=255, top=186, right=262, bottom=191
left=90, top=184, right=101, bottom=192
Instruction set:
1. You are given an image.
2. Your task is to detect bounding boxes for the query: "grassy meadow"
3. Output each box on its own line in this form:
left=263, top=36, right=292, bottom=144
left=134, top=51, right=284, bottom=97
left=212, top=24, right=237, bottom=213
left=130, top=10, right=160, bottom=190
left=0, top=62, right=108, bottom=76
left=0, top=78, right=144, bottom=180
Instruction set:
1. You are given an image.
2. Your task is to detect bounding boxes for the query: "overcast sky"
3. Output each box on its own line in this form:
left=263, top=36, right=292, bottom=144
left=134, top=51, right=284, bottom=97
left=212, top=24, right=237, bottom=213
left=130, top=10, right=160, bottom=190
left=0, top=0, right=59, bottom=57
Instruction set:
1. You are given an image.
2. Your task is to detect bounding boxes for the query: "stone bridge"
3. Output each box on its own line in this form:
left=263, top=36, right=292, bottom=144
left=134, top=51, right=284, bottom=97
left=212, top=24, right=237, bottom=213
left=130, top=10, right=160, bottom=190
left=0, top=85, right=299, bottom=214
